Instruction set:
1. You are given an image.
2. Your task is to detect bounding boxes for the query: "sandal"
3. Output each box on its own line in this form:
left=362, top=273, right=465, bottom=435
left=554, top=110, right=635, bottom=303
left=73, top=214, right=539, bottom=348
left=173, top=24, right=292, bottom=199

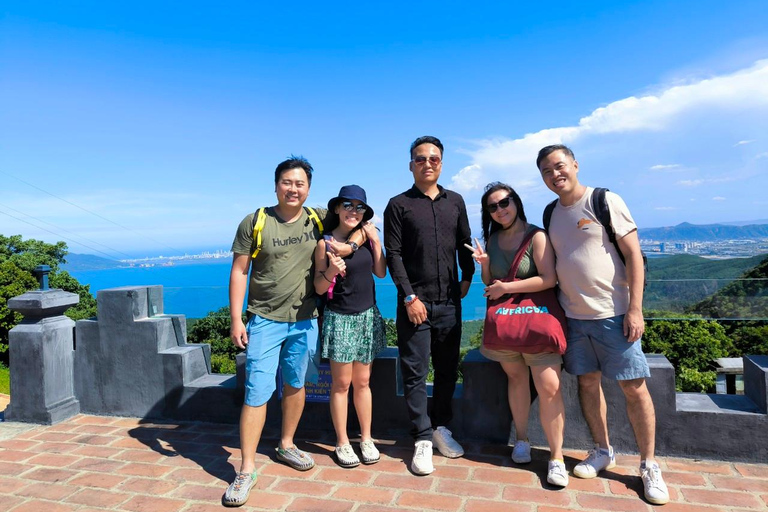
left=275, top=446, right=315, bottom=471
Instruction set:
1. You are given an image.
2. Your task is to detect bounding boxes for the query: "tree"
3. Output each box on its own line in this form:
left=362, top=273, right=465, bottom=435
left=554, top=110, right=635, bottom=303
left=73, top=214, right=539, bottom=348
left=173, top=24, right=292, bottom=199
left=643, top=318, right=734, bottom=392
left=729, top=324, right=768, bottom=357
left=0, top=261, right=37, bottom=360
left=0, top=235, right=98, bottom=363
left=690, top=255, right=768, bottom=319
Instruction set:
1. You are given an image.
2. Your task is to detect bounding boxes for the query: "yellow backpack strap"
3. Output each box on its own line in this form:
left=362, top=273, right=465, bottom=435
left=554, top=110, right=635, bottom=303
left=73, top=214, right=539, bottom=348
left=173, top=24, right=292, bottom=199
left=305, top=207, right=324, bottom=234
left=251, top=207, right=267, bottom=258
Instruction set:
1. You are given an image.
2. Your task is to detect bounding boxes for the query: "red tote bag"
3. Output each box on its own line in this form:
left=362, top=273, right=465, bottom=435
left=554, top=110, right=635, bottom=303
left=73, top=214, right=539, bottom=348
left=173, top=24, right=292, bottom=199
left=482, top=229, right=567, bottom=355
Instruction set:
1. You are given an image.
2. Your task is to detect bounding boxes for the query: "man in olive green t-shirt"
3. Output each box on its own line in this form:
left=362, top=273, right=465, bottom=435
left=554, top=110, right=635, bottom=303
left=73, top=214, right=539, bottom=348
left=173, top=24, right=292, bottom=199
left=224, top=156, right=336, bottom=506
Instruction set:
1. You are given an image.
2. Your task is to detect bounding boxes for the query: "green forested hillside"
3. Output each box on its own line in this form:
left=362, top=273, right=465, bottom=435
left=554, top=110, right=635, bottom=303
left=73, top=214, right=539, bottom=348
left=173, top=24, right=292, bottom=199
left=691, top=256, right=768, bottom=319
left=644, top=254, right=768, bottom=312
left=647, top=254, right=767, bottom=280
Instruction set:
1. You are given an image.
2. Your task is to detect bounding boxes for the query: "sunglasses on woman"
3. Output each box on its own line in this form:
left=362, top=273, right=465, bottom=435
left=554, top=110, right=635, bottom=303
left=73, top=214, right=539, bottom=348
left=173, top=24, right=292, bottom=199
left=486, top=196, right=511, bottom=213
left=342, top=201, right=367, bottom=213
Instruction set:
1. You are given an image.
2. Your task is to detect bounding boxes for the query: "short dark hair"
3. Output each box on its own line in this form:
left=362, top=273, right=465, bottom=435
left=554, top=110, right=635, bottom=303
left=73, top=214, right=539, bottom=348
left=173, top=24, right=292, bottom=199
left=480, top=182, right=527, bottom=245
left=536, top=144, right=575, bottom=170
left=274, top=155, right=313, bottom=185
left=410, top=136, right=444, bottom=159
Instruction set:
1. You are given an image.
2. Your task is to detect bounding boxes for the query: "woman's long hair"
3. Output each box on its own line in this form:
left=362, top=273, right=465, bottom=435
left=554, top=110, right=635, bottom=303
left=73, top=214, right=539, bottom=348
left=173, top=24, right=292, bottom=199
left=480, top=182, right=527, bottom=246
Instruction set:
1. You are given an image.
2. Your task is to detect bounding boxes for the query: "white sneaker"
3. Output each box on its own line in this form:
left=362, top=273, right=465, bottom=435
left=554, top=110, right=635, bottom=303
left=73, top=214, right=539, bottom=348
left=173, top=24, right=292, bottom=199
left=573, top=445, right=615, bottom=479
left=359, top=439, right=380, bottom=464
left=411, top=440, right=434, bottom=475
left=432, top=426, right=464, bottom=458
left=334, top=444, right=360, bottom=468
left=641, top=461, right=670, bottom=505
left=546, top=459, right=569, bottom=487
left=511, top=440, right=531, bottom=464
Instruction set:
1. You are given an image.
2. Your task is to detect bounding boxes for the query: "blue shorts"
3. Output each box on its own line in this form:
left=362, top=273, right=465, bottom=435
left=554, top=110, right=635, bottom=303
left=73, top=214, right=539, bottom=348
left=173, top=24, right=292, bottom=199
left=563, top=315, right=650, bottom=380
left=244, top=314, right=319, bottom=407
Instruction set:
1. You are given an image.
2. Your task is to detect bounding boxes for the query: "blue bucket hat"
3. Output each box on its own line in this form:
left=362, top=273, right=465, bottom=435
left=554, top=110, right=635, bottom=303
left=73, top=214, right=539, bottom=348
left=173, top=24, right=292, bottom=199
left=327, top=184, right=374, bottom=222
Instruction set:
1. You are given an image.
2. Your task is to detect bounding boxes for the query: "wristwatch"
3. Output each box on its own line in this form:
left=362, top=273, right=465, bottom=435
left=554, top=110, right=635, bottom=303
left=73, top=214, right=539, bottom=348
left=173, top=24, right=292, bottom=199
left=404, top=294, right=417, bottom=306
left=347, top=241, right=359, bottom=252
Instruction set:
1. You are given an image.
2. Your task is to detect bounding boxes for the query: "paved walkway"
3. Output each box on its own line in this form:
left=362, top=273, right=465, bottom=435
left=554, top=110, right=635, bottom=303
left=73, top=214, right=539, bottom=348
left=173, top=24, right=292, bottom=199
left=0, top=413, right=766, bottom=512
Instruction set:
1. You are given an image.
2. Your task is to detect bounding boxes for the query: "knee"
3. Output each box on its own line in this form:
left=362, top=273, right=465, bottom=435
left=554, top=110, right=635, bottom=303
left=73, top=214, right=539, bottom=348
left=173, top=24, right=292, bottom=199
left=332, top=378, right=352, bottom=394
left=619, top=378, right=648, bottom=402
left=578, top=373, right=601, bottom=392
left=353, top=375, right=370, bottom=390
left=536, top=380, right=561, bottom=401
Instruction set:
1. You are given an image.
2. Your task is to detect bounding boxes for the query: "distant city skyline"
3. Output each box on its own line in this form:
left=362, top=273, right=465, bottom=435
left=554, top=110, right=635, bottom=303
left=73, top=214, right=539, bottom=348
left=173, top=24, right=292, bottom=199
left=2, top=1, right=767, bottom=259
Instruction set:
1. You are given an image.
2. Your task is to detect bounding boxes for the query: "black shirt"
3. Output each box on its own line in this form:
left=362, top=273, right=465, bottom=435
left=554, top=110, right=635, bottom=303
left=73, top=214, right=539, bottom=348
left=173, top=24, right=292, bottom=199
left=326, top=240, right=376, bottom=315
left=384, top=185, right=474, bottom=303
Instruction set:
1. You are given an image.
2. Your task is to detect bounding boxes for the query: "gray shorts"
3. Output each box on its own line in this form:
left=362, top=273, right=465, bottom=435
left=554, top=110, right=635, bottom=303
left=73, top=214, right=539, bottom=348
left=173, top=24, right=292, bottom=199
left=563, top=315, right=650, bottom=380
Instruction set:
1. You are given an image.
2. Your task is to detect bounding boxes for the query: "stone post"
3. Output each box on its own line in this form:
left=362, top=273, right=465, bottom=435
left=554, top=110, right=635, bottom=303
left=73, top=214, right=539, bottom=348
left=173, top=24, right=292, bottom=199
left=6, top=268, right=81, bottom=424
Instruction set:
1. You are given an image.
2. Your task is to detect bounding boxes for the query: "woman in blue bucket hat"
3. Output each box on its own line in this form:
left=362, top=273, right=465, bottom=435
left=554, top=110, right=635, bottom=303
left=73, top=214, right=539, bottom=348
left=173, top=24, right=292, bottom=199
left=313, top=184, right=387, bottom=468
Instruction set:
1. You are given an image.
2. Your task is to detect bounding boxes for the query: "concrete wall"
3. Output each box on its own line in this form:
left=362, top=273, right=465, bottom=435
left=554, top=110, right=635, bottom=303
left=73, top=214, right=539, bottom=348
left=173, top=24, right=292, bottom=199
left=8, top=285, right=768, bottom=462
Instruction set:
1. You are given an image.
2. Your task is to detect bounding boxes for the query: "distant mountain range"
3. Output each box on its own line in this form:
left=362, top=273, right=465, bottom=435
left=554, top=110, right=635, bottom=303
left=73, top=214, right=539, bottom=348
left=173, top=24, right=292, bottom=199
left=62, top=253, right=125, bottom=272
left=639, top=222, right=768, bottom=241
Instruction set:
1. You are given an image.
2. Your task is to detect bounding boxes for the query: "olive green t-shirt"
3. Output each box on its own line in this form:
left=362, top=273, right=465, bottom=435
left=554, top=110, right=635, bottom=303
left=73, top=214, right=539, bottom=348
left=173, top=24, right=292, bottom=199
left=231, top=206, right=327, bottom=322
left=487, top=224, right=541, bottom=281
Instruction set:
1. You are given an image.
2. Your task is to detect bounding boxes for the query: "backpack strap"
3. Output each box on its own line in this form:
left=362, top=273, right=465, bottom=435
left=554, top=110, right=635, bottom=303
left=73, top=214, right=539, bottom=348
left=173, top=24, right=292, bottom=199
left=592, top=187, right=648, bottom=288
left=250, top=207, right=267, bottom=259
left=304, top=206, right=324, bottom=235
left=591, top=187, right=624, bottom=264
left=250, top=206, right=324, bottom=259
left=542, top=199, right=558, bottom=232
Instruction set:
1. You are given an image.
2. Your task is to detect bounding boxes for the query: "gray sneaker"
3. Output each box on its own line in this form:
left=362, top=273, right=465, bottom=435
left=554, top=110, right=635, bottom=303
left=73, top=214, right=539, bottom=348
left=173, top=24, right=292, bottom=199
left=275, top=446, right=315, bottom=471
left=223, top=471, right=257, bottom=507
left=511, top=440, right=532, bottom=464
left=432, top=426, right=464, bottom=458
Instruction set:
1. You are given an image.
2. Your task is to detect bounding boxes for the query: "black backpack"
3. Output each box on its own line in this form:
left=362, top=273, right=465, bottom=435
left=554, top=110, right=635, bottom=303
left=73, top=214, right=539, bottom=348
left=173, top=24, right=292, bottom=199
left=542, top=187, right=648, bottom=288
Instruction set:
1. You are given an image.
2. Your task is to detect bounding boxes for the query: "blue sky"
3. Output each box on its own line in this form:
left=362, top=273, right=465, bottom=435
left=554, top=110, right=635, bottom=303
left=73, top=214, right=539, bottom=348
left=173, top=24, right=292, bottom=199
left=2, top=1, right=767, bottom=258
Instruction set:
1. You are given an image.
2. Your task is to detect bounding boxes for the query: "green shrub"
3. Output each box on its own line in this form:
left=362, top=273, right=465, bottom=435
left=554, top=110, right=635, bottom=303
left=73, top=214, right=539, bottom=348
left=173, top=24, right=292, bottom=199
left=729, top=324, right=768, bottom=356
left=211, top=353, right=237, bottom=374
left=0, top=362, right=9, bottom=394
left=677, top=366, right=717, bottom=393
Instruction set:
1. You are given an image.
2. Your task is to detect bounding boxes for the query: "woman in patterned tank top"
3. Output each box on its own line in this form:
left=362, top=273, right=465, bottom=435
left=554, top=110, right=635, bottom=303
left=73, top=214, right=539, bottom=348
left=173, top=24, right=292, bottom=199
left=467, top=182, right=569, bottom=488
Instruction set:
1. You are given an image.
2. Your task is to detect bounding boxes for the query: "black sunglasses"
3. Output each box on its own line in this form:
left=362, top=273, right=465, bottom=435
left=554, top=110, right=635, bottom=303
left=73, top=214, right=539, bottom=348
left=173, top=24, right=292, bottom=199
left=486, top=196, right=511, bottom=213
left=341, top=201, right=367, bottom=213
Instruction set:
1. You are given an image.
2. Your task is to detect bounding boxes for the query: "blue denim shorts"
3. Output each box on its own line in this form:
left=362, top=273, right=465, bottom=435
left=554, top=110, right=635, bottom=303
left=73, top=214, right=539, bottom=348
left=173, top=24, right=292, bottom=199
left=244, top=314, right=319, bottom=407
left=563, top=315, right=650, bottom=380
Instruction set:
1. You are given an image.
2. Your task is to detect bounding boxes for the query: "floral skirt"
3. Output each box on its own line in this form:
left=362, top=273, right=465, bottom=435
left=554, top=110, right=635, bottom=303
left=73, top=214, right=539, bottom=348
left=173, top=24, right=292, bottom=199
left=321, top=305, right=386, bottom=364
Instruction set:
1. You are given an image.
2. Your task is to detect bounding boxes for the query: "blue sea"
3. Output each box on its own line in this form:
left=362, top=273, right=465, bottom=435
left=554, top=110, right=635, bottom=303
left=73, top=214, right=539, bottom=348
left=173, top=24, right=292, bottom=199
left=70, top=261, right=488, bottom=320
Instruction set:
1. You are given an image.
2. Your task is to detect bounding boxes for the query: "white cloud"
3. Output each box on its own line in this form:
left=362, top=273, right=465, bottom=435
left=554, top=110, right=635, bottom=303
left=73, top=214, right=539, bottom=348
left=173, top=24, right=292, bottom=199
left=677, top=177, right=735, bottom=187
left=654, top=206, right=678, bottom=210
left=734, top=140, right=755, bottom=146
left=712, top=196, right=726, bottom=201
left=449, top=59, right=768, bottom=227
left=650, top=164, right=683, bottom=171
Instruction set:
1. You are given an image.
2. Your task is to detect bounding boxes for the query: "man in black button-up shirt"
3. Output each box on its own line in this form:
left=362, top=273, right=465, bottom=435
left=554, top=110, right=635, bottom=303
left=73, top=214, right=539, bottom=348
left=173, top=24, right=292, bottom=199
left=384, top=136, right=475, bottom=476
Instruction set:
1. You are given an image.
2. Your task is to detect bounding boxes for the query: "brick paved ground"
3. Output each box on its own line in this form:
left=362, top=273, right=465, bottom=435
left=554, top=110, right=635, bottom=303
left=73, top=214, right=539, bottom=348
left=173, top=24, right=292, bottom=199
left=0, top=414, right=766, bottom=511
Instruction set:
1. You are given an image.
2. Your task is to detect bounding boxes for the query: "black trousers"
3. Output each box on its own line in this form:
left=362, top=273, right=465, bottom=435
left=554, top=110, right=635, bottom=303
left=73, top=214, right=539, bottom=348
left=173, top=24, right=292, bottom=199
left=396, top=301, right=461, bottom=442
